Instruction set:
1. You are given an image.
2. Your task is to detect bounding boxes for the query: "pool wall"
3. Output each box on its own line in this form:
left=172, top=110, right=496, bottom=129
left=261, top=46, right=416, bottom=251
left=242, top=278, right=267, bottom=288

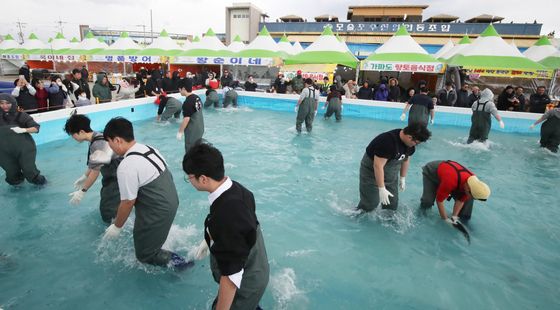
left=31, top=90, right=541, bottom=146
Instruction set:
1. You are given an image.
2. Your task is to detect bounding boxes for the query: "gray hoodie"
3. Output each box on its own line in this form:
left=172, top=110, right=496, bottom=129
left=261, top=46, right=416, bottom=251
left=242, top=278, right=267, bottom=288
left=471, top=88, right=499, bottom=117
left=543, top=108, right=560, bottom=120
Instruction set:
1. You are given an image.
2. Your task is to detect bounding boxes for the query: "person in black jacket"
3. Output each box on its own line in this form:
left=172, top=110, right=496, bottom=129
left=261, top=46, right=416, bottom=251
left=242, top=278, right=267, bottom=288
left=244, top=75, right=258, bottom=92
left=72, top=68, right=91, bottom=100
left=357, top=81, right=374, bottom=100
left=468, top=86, right=481, bottom=106
left=162, top=71, right=176, bottom=93
left=455, top=83, right=471, bottom=108
left=220, top=69, right=233, bottom=88
left=145, top=74, right=161, bottom=97
left=529, top=86, right=551, bottom=113
left=388, top=78, right=401, bottom=102
left=497, top=86, right=515, bottom=111
left=80, top=65, right=89, bottom=83
left=183, top=142, right=269, bottom=310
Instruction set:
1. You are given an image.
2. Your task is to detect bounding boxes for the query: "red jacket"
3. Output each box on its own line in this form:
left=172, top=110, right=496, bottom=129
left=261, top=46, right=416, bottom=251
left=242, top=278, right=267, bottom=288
left=35, top=88, right=49, bottom=111
left=436, top=161, right=474, bottom=203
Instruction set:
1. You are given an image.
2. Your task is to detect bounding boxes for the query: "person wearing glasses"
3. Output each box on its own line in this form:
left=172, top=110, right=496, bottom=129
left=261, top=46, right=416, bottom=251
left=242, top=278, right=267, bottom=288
left=357, top=123, right=432, bottom=212
left=183, top=141, right=269, bottom=310
left=420, top=160, right=490, bottom=224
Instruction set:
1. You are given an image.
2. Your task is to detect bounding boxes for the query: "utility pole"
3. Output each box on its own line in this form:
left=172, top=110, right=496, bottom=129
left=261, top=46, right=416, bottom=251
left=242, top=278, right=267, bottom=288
left=56, top=17, right=68, bottom=35
left=150, top=9, right=153, bottom=43
left=16, top=20, right=26, bottom=44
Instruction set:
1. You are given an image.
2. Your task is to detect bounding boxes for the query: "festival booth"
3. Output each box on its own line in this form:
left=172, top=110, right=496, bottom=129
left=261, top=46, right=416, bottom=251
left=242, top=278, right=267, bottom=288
left=35, top=32, right=87, bottom=74
left=283, top=26, right=359, bottom=83
left=6, top=33, right=52, bottom=71
left=227, top=26, right=285, bottom=85
left=539, top=51, right=560, bottom=98
left=228, top=35, right=246, bottom=53
left=446, top=24, right=553, bottom=95
left=133, top=29, right=182, bottom=74
left=170, top=29, right=229, bottom=78
left=89, top=32, right=143, bottom=77
left=523, top=36, right=557, bottom=62
left=0, top=34, right=22, bottom=76
left=361, top=25, right=446, bottom=91
left=434, top=40, right=454, bottom=59
left=439, top=35, right=472, bottom=61
left=276, top=34, right=296, bottom=56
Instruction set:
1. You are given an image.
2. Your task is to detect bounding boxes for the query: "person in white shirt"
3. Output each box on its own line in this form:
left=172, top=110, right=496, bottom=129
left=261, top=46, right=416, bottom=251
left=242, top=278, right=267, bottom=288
left=295, top=78, right=319, bottom=133
left=102, top=117, right=191, bottom=269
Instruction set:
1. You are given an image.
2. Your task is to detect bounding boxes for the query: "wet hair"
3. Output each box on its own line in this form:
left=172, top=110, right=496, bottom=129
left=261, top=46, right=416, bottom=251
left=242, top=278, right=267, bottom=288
left=403, top=123, right=432, bottom=143
left=178, top=78, right=193, bottom=92
left=182, top=141, right=224, bottom=181
left=64, top=114, right=93, bottom=135
left=103, top=117, right=134, bottom=142
left=304, top=78, right=313, bottom=85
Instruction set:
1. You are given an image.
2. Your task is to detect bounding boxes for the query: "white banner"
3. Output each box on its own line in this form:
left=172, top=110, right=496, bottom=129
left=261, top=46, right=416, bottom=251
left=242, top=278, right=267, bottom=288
left=26, top=54, right=84, bottom=62
left=361, top=61, right=445, bottom=73
left=87, top=55, right=162, bottom=63
left=1, top=54, right=24, bottom=60
left=172, top=56, right=273, bottom=66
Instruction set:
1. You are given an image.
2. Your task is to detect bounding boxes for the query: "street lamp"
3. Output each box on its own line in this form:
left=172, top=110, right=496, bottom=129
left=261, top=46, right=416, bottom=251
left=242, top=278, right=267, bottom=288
left=135, top=24, right=147, bottom=45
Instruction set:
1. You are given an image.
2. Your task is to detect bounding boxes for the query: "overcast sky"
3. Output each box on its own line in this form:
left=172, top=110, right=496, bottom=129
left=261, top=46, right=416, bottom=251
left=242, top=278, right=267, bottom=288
left=1, top=0, right=557, bottom=42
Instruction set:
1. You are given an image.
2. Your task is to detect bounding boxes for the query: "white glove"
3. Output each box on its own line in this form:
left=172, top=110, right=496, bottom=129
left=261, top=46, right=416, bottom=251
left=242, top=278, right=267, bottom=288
left=10, top=127, right=27, bottom=134
left=194, top=239, right=209, bottom=260
left=400, top=113, right=406, bottom=121
left=294, top=106, right=298, bottom=112
left=89, top=150, right=112, bottom=165
left=176, top=132, right=183, bottom=140
left=499, top=120, right=505, bottom=129
left=378, top=187, right=394, bottom=205
left=445, top=216, right=460, bottom=225
left=430, top=117, right=435, bottom=125
left=529, top=124, right=535, bottom=130
left=68, top=190, right=85, bottom=205
left=103, top=224, right=122, bottom=240
left=399, top=177, right=406, bottom=192
left=314, top=110, right=317, bottom=117
left=73, top=174, right=87, bottom=190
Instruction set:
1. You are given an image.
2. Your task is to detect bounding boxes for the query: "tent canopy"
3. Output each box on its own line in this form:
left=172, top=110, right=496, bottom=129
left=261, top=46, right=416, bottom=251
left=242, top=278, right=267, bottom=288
left=523, top=36, right=558, bottom=62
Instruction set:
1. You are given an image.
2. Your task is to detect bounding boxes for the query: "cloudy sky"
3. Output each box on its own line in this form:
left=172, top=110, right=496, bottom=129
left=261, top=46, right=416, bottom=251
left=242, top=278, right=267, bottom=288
left=1, top=0, right=557, bottom=42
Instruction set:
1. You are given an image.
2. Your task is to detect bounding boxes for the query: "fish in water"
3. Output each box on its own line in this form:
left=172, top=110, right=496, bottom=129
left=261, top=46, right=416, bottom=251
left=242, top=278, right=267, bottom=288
left=453, top=222, right=471, bottom=244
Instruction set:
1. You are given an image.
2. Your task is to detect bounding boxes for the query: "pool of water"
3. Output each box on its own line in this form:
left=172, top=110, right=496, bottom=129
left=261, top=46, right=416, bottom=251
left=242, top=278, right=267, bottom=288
left=1, top=104, right=559, bottom=309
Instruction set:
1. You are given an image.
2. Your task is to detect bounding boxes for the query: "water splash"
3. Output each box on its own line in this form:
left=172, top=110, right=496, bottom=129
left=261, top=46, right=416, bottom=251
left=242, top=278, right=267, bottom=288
left=95, top=223, right=198, bottom=273
left=270, top=268, right=305, bottom=310
left=445, top=138, right=497, bottom=152
left=285, top=249, right=317, bottom=258
left=366, top=205, right=417, bottom=234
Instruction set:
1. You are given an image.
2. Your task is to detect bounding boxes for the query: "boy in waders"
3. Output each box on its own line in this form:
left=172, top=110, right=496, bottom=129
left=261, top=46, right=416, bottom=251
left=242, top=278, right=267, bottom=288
left=530, top=105, right=560, bottom=153
left=184, top=142, right=269, bottom=310
left=400, top=87, right=435, bottom=126
left=467, top=88, right=505, bottom=144
left=295, top=78, right=319, bottom=133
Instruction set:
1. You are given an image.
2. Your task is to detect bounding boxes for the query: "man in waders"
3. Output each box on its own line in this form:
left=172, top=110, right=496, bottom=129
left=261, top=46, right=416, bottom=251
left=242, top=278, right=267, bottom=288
left=530, top=105, right=560, bottom=153
left=295, top=78, right=319, bottom=133
left=400, top=87, right=435, bottom=126
left=420, top=160, right=490, bottom=223
left=155, top=92, right=182, bottom=122
left=64, top=114, right=121, bottom=223
left=177, top=79, right=204, bottom=154
left=357, top=123, right=432, bottom=212
left=204, top=87, right=220, bottom=109
left=0, top=93, right=46, bottom=186
left=222, top=86, right=238, bottom=108
left=467, top=88, right=505, bottom=144
left=183, top=142, right=269, bottom=310
left=324, top=85, right=343, bottom=122
left=103, top=117, right=190, bottom=268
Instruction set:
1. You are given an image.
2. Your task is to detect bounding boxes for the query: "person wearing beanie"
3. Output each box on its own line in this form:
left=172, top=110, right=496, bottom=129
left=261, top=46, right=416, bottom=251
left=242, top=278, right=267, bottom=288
left=468, top=88, right=505, bottom=144
left=177, top=78, right=204, bottom=154
left=0, top=93, right=46, bottom=186
left=357, top=124, right=432, bottom=212
left=155, top=92, right=181, bottom=122
left=420, top=160, right=490, bottom=223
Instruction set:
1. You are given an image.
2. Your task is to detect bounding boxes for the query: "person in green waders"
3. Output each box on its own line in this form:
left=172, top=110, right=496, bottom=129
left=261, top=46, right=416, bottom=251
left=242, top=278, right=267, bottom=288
left=0, top=93, right=46, bottom=186
left=64, top=114, right=121, bottom=223
left=204, top=86, right=220, bottom=108
left=400, top=87, right=435, bottom=126
left=295, top=78, right=319, bottom=133
left=467, top=88, right=505, bottom=144
left=530, top=105, right=560, bottom=153
left=177, top=79, right=204, bottom=154
left=102, top=117, right=191, bottom=269
left=357, top=123, right=431, bottom=212
left=184, top=142, right=269, bottom=310
left=222, top=86, right=238, bottom=108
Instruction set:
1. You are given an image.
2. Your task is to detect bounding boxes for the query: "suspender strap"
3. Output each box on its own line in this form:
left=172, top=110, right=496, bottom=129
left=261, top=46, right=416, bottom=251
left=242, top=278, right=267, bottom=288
left=126, top=145, right=166, bottom=174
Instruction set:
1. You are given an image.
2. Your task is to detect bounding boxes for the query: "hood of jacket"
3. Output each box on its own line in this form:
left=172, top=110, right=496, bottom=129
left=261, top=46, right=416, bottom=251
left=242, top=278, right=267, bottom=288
left=479, top=88, right=494, bottom=102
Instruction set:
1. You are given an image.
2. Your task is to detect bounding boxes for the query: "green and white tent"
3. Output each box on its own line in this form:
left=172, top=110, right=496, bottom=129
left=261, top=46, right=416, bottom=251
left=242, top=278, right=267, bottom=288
left=539, top=51, right=560, bottom=69
left=10, top=33, right=48, bottom=55
left=523, top=36, right=558, bottom=62
left=140, top=29, right=182, bottom=57
left=434, top=40, right=454, bottom=59
left=175, top=29, right=233, bottom=64
left=236, top=26, right=282, bottom=64
left=362, top=25, right=444, bottom=73
left=292, top=41, right=304, bottom=54
left=276, top=34, right=295, bottom=55
left=439, top=35, right=471, bottom=60
left=70, top=31, right=105, bottom=56
left=228, top=35, right=245, bottom=53
left=447, top=24, right=552, bottom=78
left=0, top=34, right=21, bottom=54
left=69, top=37, right=80, bottom=48
left=98, top=37, right=109, bottom=48
left=284, top=26, right=358, bottom=68
left=49, top=33, right=71, bottom=51
left=91, top=32, right=144, bottom=62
